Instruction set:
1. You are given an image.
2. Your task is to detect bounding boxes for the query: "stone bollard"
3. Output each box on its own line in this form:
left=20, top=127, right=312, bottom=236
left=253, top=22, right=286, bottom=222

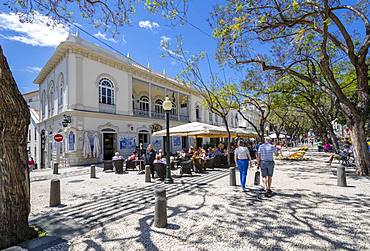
left=337, top=166, right=347, bottom=187
left=90, top=165, right=96, bottom=178
left=50, top=179, right=61, bottom=207
left=154, top=188, right=167, bottom=228
left=229, top=166, right=236, bottom=186
left=53, top=162, right=59, bottom=175
left=145, top=165, right=151, bottom=183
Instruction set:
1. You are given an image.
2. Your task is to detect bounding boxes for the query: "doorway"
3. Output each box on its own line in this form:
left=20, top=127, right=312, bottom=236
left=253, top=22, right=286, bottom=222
left=138, top=130, right=150, bottom=147
left=103, top=133, right=115, bottom=160
left=181, top=136, right=188, bottom=150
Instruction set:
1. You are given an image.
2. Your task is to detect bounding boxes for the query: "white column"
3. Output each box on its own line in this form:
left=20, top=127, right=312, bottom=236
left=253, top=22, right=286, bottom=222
left=149, top=82, right=152, bottom=117
left=177, top=92, right=180, bottom=121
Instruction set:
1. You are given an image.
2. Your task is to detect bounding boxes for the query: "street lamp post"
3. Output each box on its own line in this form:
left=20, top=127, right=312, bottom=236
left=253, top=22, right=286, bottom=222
left=162, top=97, right=174, bottom=184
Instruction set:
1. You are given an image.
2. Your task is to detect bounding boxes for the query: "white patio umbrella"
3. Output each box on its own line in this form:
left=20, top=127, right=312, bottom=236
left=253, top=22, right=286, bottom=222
left=93, top=132, right=101, bottom=158
left=232, top=128, right=258, bottom=138
left=268, top=133, right=290, bottom=139
left=83, top=131, right=92, bottom=158
left=152, top=122, right=232, bottom=138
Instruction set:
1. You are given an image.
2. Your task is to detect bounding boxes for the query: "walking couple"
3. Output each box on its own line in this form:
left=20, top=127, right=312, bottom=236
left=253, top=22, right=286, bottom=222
left=234, top=138, right=276, bottom=197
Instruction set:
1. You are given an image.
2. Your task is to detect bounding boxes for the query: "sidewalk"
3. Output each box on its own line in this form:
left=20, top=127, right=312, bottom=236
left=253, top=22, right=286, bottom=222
left=30, top=165, right=103, bottom=183
left=28, top=151, right=370, bottom=250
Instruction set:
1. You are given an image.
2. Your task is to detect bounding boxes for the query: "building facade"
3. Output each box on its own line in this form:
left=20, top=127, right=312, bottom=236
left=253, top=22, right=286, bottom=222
left=23, top=91, right=41, bottom=168
left=31, top=34, right=259, bottom=168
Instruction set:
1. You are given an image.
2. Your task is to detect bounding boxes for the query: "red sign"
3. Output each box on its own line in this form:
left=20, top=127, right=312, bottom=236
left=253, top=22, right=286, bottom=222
left=54, top=134, right=64, bottom=142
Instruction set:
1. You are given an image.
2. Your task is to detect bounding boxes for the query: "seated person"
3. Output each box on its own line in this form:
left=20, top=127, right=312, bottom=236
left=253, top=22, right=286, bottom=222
left=112, top=152, right=123, bottom=160
left=154, top=155, right=166, bottom=165
left=127, top=151, right=137, bottom=161
left=323, top=143, right=331, bottom=152
left=207, top=147, right=215, bottom=158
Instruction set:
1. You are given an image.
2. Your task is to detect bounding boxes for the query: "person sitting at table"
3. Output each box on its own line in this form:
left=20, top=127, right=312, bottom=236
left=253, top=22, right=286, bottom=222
left=158, top=149, right=164, bottom=158
left=154, top=155, right=166, bottom=164
left=127, top=151, right=137, bottom=161
left=112, top=152, right=123, bottom=160
left=207, top=147, right=215, bottom=158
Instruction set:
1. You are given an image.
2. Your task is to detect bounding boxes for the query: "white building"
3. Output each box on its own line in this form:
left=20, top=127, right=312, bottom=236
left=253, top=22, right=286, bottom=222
left=32, top=34, right=259, bottom=168
left=23, top=91, right=41, bottom=168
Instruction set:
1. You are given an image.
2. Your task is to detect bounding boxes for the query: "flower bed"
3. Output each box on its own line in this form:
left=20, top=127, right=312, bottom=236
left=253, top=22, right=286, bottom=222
left=276, top=146, right=310, bottom=161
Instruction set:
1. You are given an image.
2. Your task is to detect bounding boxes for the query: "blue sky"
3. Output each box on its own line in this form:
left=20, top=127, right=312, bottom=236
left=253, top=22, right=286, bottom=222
left=0, top=1, right=366, bottom=94
left=0, top=1, right=228, bottom=94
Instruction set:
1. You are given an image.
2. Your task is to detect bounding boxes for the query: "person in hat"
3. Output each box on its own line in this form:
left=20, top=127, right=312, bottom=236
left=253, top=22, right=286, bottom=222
left=112, top=152, right=123, bottom=160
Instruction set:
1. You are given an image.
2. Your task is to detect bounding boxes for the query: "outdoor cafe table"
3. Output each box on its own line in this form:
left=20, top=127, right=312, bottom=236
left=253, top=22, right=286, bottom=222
left=135, top=159, right=145, bottom=173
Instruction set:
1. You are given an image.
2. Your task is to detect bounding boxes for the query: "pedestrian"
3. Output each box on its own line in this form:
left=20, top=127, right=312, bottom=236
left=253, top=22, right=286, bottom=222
left=234, top=140, right=252, bottom=192
left=145, top=144, right=156, bottom=179
left=257, top=137, right=277, bottom=197
left=28, top=157, right=35, bottom=171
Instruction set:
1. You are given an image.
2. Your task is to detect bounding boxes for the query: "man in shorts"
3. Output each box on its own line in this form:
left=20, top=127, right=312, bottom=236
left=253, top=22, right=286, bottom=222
left=257, top=137, right=277, bottom=197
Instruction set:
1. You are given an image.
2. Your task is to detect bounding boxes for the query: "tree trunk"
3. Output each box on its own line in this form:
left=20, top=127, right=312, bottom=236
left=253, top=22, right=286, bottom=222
left=0, top=47, right=37, bottom=249
left=350, top=119, right=370, bottom=176
left=327, top=126, right=340, bottom=153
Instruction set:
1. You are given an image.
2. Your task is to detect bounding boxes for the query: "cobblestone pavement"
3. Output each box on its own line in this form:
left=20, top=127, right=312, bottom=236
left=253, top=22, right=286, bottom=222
left=29, top=150, right=370, bottom=250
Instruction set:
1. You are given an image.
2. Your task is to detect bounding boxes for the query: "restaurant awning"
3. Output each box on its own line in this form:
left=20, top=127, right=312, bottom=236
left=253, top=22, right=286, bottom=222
left=152, top=122, right=257, bottom=138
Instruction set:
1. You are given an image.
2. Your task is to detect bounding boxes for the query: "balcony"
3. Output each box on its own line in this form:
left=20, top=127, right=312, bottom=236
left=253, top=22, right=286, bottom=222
left=133, top=109, right=189, bottom=122
left=133, top=109, right=150, bottom=117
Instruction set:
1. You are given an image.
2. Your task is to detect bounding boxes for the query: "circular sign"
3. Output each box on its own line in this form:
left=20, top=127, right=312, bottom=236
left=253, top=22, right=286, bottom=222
left=54, top=134, right=64, bottom=142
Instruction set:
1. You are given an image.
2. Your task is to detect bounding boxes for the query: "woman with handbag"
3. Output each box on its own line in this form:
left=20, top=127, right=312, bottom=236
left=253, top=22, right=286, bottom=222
left=234, top=140, right=252, bottom=192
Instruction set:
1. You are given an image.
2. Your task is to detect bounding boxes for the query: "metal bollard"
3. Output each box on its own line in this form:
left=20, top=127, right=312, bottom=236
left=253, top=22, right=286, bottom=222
left=154, top=188, right=167, bottom=228
left=53, top=162, right=59, bottom=174
left=50, top=179, right=61, bottom=207
left=337, top=166, right=347, bottom=187
left=145, top=165, right=151, bottom=183
left=90, top=165, right=96, bottom=178
left=229, top=166, right=236, bottom=186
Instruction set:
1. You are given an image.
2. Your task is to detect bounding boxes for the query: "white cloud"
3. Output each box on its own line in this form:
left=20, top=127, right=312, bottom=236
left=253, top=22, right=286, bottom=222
left=138, top=20, right=160, bottom=30
left=26, top=66, right=42, bottom=73
left=0, top=12, right=69, bottom=47
left=160, top=35, right=181, bottom=58
left=94, top=31, right=118, bottom=43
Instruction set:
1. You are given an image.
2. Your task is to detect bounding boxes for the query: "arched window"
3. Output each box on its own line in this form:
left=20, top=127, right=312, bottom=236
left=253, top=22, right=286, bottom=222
left=171, top=102, right=177, bottom=115
left=42, top=90, right=46, bottom=119
left=132, top=95, right=135, bottom=110
left=195, top=105, right=200, bottom=121
left=68, top=131, right=75, bottom=151
left=48, top=81, right=54, bottom=117
left=57, top=74, right=64, bottom=108
left=154, top=99, right=163, bottom=113
left=99, top=78, right=115, bottom=105
left=139, top=96, right=149, bottom=111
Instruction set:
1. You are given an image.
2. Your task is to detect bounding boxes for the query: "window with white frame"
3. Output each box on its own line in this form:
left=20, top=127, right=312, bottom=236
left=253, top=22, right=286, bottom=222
left=235, top=114, right=239, bottom=127
left=58, top=74, right=64, bottom=108
left=99, top=78, right=115, bottom=105
left=154, top=99, right=163, bottom=113
left=48, top=82, right=54, bottom=117
left=195, top=105, right=200, bottom=121
left=42, top=91, right=46, bottom=119
left=209, top=112, right=213, bottom=123
left=139, top=96, right=149, bottom=111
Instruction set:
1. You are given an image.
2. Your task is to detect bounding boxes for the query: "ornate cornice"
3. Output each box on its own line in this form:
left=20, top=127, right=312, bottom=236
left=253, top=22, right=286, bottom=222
left=34, top=40, right=200, bottom=97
